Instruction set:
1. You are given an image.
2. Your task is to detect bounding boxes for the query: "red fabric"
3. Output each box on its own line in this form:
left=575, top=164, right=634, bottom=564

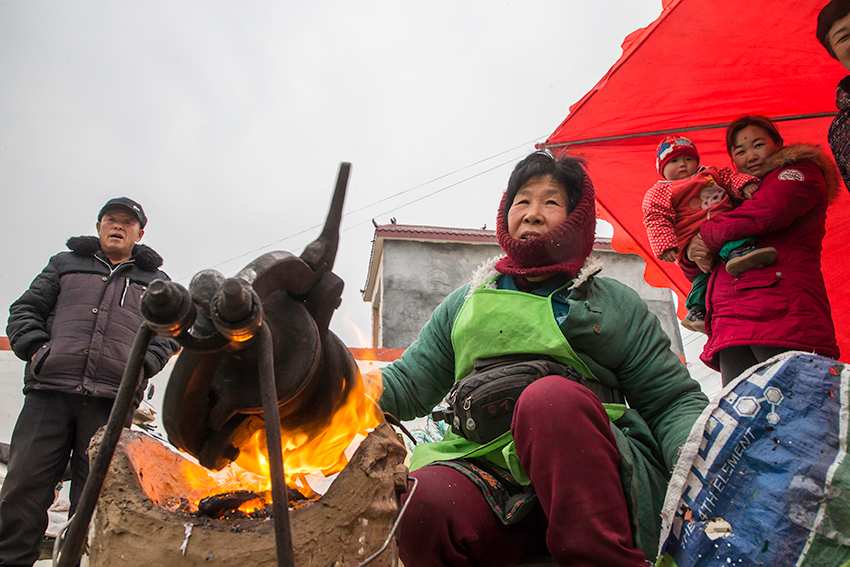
left=512, top=377, right=647, bottom=566
left=698, top=157, right=840, bottom=368
left=641, top=166, right=755, bottom=260
left=495, top=173, right=597, bottom=279
left=397, top=377, right=646, bottom=566
left=539, top=0, right=850, bottom=362
left=398, top=467, right=547, bottom=567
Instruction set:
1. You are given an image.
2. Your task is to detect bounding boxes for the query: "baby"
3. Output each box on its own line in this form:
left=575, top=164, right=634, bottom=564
left=642, top=135, right=777, bottom=333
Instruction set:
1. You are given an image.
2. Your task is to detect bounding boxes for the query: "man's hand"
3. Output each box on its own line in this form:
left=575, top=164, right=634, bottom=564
left=742, top=183, right=758, bottom=199
left=687, top=235, right=716, bottom=273
left=660, top=249, right=677, bottom=262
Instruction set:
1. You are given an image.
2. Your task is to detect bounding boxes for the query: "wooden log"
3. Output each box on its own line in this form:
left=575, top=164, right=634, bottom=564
left=87, top=423, right=408, bottom=567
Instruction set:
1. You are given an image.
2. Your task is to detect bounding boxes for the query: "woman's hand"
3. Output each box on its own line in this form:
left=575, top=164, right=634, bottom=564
left=687, top=235, right=716, bottom=273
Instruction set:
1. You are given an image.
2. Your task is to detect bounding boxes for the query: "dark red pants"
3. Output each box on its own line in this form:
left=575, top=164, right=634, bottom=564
left=398, top=376, right=648, bottom=567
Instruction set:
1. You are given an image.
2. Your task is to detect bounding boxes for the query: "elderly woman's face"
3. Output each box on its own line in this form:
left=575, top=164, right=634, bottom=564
left=731, top=125, right=781, bottom=178
left=829, top=10, right=850, bottom=71
left=507, top=175, right=569, bottom=241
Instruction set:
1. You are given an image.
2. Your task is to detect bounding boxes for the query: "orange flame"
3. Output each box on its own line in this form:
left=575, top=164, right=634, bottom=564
left=162, top=363, right=386, bottom=516
left=232, top=366, right=384, bottom=499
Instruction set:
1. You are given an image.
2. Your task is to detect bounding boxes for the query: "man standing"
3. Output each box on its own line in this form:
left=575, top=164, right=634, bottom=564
left=0, top=197, right=179, bottom=566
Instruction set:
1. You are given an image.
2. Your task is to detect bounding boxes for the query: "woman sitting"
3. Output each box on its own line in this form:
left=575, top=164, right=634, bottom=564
left=686, top=116, right=841, bottom=386
left=378, top=151, right=708, bottom=566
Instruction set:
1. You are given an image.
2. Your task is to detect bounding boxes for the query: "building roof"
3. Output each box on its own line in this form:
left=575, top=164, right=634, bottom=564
left=373, top=223, right=498, bottom=243
left=361, top=221, right=612, bottom=300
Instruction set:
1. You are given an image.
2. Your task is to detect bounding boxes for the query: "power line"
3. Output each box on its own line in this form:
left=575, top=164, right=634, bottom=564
left=175, top=136, right=545, bottom=279
left=340, top=153, right=527, bottom=234
left=341, top=135, right=545, bottom=218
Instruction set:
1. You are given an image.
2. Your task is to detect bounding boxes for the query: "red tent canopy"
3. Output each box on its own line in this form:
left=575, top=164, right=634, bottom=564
left=540, top=0, right=850, bottom=362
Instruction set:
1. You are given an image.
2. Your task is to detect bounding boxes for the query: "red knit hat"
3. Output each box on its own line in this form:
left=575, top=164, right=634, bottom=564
left=656, top=135, right=700, bottom=175
left=495, top=172, right=597, bottom=279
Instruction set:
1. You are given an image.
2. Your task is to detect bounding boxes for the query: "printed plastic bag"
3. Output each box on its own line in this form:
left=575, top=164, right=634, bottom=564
left=656, top=352, right=849, bottom=567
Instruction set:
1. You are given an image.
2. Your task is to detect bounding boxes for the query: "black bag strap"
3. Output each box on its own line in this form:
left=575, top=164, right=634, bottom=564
left=470, top=354, right=625, bottom=405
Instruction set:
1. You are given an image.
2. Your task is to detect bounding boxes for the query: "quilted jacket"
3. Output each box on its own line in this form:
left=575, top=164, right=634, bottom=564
left=6, top=236, right=180, bottom=401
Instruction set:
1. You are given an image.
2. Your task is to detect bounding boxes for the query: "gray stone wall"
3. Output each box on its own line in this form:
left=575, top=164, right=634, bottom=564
left=380, top=240, right=502, bottom=348
left=378, top=240, right=684, bottom=356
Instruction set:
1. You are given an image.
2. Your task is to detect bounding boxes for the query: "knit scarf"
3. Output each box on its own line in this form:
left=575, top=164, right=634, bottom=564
left=495, top=173, right=597, bottom=279
left=829, top=75, right=850, bottom=193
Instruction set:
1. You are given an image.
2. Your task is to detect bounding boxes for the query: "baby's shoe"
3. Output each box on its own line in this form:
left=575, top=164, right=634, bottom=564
left=725, top=246, right=778, bottom=275
left=681, top=307, right=706, bottom=334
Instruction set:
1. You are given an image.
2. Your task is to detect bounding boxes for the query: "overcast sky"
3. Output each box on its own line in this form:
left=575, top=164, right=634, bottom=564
left=0, top=0, right=663, bottom=349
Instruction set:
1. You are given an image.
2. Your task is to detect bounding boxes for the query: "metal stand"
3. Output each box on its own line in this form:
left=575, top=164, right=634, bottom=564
left=257, top=321, right=295, bottom=566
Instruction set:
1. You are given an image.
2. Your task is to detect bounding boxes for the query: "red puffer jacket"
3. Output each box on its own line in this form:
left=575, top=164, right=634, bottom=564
left=694, top=144, right=841, bottom=369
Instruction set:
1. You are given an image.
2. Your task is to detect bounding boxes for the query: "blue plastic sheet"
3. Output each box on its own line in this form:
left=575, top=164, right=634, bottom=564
left=656, top=352, right=850, bottom=567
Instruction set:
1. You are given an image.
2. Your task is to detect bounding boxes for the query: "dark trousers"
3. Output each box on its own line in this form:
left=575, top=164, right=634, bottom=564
left=398, top=377, right=648, bottom=567
left=0, top=391, right=114, bottom=566
left=718, top=346, right=791, bottom=387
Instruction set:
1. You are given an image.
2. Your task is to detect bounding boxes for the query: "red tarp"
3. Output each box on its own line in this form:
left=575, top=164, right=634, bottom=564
left=540, top=0, right=850, bottom=362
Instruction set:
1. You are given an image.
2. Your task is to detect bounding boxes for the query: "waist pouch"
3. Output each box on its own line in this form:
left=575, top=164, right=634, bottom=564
left=433, top=355, right=624, bottom=445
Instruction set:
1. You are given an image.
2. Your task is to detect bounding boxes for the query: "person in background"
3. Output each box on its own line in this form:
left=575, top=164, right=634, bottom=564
left=0, top=197, right=179, bottom=566
left=685, top=116, right=841, bottom=386
left=642, top=135, right=774, bottom=334
left=818, top=0, right=850, bottom=192
left=378, top=151, right=708, bottom=566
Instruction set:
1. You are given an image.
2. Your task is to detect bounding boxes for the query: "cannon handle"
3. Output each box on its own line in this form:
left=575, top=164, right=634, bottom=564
left=300, top=162, right=350, bottom=274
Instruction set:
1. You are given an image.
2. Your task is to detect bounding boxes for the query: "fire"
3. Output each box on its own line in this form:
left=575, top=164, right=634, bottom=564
left=231, top=366, right=385, bottom=500
left=162, top=361, right=387, bottom=517
left=237, top=497, right=266, bottom=514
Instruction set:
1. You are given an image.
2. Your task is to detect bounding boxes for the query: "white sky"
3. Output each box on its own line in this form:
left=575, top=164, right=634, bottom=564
left=0, top=0, right=663, bottom=349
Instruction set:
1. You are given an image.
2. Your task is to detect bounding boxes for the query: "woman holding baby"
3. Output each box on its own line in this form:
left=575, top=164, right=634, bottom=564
left=685, top=116, right=841, bottom=386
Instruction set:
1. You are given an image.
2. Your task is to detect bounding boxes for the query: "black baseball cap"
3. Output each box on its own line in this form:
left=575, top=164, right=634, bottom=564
left=98, top=197, right=147, bottom=229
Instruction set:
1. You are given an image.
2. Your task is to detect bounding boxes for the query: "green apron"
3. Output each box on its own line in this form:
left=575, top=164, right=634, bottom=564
left=409, top=278, right=627, bottom=484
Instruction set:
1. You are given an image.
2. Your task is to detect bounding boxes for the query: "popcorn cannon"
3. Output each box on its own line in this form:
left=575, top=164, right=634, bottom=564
left=158, top=163, right=361, bottom=473
left=56, top=163, right=404, bottom=567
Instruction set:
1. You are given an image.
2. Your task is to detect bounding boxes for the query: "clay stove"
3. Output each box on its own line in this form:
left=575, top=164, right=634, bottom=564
left=88, top=425, right=407, bottom=566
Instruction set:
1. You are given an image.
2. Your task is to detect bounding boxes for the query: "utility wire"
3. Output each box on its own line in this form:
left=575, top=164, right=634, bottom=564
left=339, top=153, right=526, bottom=234
left=175, top=136, right=545, bottom=280
left=341, top=136, right=545, bottom=218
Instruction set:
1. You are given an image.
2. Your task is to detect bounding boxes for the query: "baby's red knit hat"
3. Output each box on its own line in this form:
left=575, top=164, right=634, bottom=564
left=656, top=135, right=700, bottom=175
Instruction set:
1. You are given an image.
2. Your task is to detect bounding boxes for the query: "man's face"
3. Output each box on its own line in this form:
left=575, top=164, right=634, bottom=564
left=97, top=208, right=144, bottom=262
left=829, top=11, right=850, bottom=71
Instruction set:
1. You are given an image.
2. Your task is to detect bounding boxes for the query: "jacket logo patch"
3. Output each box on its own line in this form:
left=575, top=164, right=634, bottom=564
left=777, top=169, right=804, bottom=182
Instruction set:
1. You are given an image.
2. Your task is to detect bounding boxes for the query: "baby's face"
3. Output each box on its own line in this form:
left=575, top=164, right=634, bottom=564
left=662, top=155, right=698, bottom=180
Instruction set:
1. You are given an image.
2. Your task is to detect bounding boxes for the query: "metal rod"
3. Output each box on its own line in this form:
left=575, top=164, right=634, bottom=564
left=539, top=111, right=838, bottom=149
left=56, top=324, right=154, bottom=567
left=257, top=321, right=296, bottom=567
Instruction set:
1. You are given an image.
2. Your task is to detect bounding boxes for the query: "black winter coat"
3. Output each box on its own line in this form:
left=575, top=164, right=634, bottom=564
left=6, top=236, right=180, bottom=401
